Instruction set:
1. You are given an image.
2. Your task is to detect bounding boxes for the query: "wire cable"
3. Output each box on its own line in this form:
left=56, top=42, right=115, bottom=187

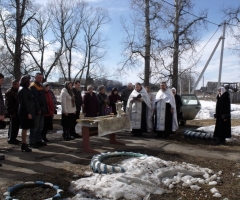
left=161, top=0, right=221, bottom=27
left=193, top=25, right=221, bottom=59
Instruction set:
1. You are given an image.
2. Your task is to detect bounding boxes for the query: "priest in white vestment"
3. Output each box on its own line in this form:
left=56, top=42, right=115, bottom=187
left=154, top=82, right=178, bottom=137
left=126, top=83, right=153, bottom=136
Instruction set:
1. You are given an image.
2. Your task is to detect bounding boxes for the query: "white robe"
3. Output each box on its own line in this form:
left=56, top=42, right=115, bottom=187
left=155, top=88, right=178, bottom=132
left=126, top=87, right=153, bottom=132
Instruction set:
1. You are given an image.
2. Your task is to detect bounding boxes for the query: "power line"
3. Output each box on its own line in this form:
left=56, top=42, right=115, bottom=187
left=161, top=0, right=221, bottom=27
left=193, top=25, right=221, bottom=59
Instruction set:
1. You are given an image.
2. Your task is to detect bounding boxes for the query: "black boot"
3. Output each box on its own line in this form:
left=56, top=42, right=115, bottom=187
left=68, top=128, right=75, bottom=140
left=21, top=143, right=32, bottom=152
left=63, top=128, right=70, bottom=141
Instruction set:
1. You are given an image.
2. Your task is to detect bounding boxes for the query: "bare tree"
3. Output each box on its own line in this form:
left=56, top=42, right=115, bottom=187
left=23, top=5, right=63, bottom=81
left=163, top=0, right=207, bottom=90
left=48, top=0, right=88, bottom=81
left=80, top=6, right=110, bottom=88
left=120, top=0, right=163, bottom=86
left=0, top=0, right=37, bottom=79
left=222, top=5, right=240, bottom=56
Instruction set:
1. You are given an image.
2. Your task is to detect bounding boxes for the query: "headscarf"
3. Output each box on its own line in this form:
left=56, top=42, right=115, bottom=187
left=98, top=85, right=105, bottom=91
left=171, top=87, right=176, bottom=93
left=218, top=86, right=226, bottom=96
left=20, top=75, right=30, bottom=87
left=64, top=81, right=75, bottom=107
left=111, top=87, right=118, bottom=95
left=87, top=85, right=93, bottom=91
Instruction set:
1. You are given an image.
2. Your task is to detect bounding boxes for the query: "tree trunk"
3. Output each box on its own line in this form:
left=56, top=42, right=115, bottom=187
left=144, top=0, right=151, bottom=86
left=14, top=0, right=22, bottom=80
left=172, top=0, right=180, bottom=91
left=84, top=44, right=91, bottom=89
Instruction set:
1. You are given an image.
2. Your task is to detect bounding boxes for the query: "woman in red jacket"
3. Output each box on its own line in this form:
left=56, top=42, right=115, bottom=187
left=41, top=82, right=55, bottom=142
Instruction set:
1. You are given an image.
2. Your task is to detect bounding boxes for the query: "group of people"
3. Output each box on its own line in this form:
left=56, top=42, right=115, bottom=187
left=123, top=82, right=231, bottom=144
left=1, top=73, right=58, bottom=153
left=0, top=72, right=232, bottom=166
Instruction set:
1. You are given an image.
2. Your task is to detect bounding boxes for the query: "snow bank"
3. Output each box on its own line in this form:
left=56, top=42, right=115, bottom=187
left=195, top=100, right=240, bottom=120
left=197, top=125, right=240, bottom=137
left=67, top=156, right=221, bottom=200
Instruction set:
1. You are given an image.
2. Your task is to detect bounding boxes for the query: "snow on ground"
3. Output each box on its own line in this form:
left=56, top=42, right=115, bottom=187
left=197, top=125, right=240, bottom=138
left=67, top=156, right=223, bottom=200
left=195, top=100, right=240, bottom=120
left=195, top=100, right=240, bottom=138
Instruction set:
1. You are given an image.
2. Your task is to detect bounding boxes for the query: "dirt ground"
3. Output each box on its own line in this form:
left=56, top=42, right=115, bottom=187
left=0, top=119, right=240, bottom=200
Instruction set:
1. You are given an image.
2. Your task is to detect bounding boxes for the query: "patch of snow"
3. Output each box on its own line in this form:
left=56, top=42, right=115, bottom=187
left=210, top=187, right=219, bottom=194
left=67, top=156, right=222, bottom=200
left=195, top=100, right=240, bottom=120
left=197, top=125, right=240, bottom=138
left=213, top=193, right=222, bottom=198
left=209, top=181, right=218, bottom=186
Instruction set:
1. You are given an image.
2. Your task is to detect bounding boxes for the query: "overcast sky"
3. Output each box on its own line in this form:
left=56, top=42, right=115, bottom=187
left=34, top=0, right=240, bottom=88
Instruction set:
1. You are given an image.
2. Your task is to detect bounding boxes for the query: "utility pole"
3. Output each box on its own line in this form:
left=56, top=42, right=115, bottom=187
left=217, top=21, right=226, bottom=88
left=191, top=37, right=222, bottom=94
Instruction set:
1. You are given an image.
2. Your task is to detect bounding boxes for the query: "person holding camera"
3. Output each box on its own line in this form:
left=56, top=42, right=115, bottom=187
left=126, top=82, right=152, bottom=136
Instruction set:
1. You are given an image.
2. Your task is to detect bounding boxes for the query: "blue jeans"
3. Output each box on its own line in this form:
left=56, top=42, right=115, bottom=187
left=29, top=115, right=44, bottom=144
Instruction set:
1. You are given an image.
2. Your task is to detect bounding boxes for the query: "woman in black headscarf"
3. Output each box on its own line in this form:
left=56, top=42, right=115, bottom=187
left=18, top=75, right=35, bottom=152
left=60, top=81, right=76, bottom=140
left=214, top=86, right=231, bottom=145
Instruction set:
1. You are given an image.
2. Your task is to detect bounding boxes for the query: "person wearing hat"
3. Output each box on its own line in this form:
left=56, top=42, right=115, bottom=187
left=82, top=85, right=98, bottom=117
left=41, top=82, right=55, bottom=142
left=97, top=85, right=109, bottom=116
left=5, top=79, right=21, bottom=144
left=0, top=73, right=6, bottom=164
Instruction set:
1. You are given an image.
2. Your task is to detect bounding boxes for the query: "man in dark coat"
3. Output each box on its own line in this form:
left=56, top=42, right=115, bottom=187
left=72, top=80, right=82, bottom=137
left=29, top=73, right=48, bottom=148
left=214, top=86, right=231, bottom=145
left=5, top=79, right=20, bottom=144
left=121, top=83, right=133, bottom=112
left=97, top=85, right=108, bottom=116
left=0, top=73, right=5, bottom=164
left=82, top=85, right=98, bottom=117
left=171, top=88, right=183, bottom=124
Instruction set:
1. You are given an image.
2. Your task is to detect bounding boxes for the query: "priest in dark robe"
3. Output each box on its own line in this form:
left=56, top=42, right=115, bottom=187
left=155, top=82, right=178, bottom=138
left=213, top=86, right=231, bottom=145
left=82, top=85, right=98, bottom=117
left=126, top=82, right=152, bottom=136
